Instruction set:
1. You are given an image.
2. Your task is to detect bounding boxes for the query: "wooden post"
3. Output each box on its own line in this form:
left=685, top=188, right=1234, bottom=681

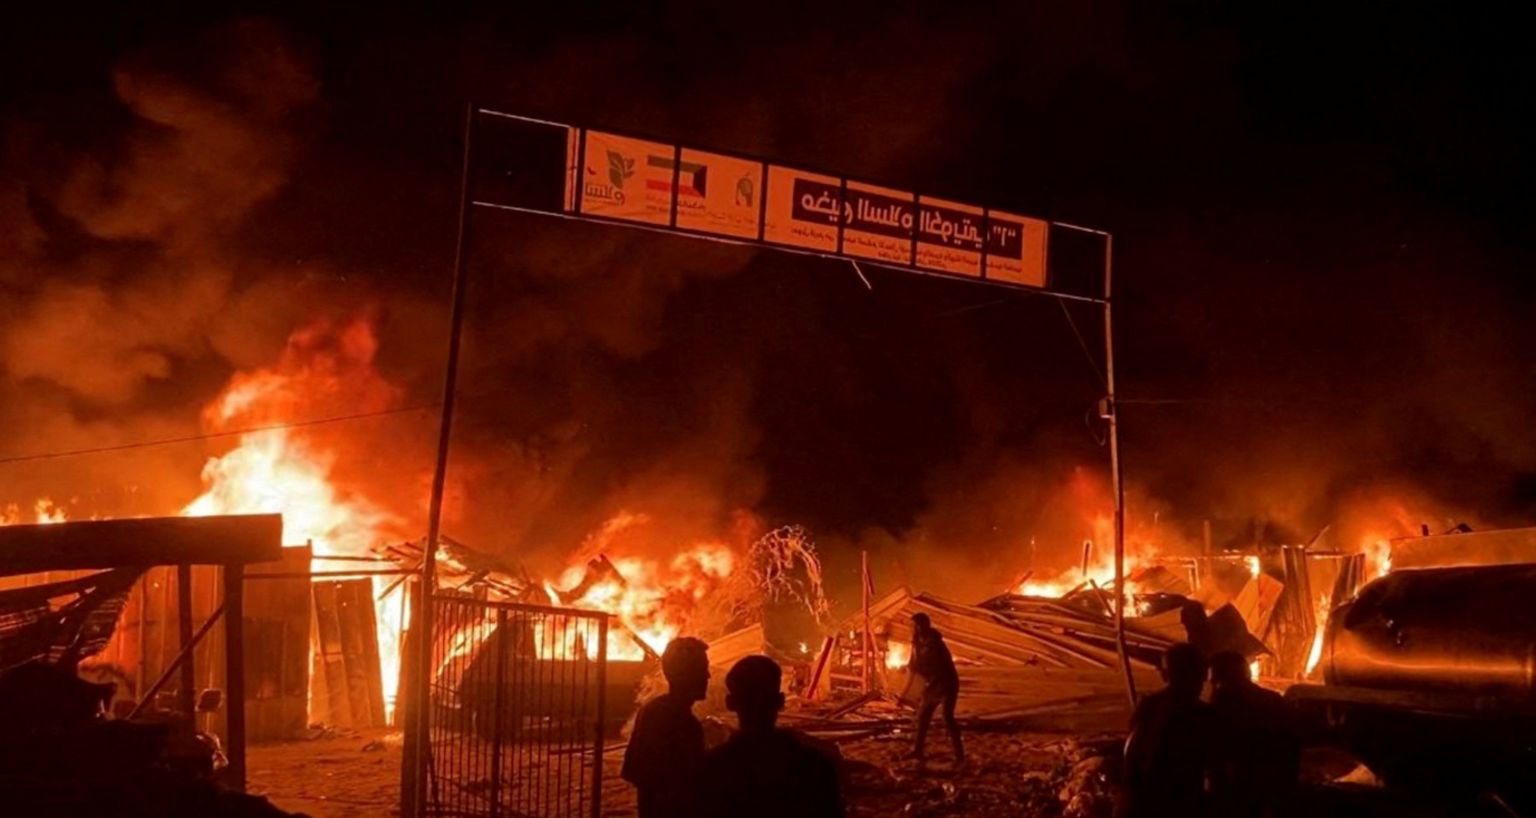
left=177, top=564, right=196, bottom=723
left=223, top=563, right=247, bottom=791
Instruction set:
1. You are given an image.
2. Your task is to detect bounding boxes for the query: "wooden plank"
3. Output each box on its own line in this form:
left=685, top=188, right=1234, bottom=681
left=242, top=548, right=312, bottom=741
left=312, top=582, right=353, bottom=727
left=0, top=515, right=282, bottom=574
left=334, top=579, right=383, bottom=728
left=354, top=583, right=386, bottom=726
left=308, top=590, right=330, bottom=727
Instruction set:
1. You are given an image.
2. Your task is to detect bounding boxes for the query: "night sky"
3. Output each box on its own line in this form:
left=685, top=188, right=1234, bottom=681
left=3, top=5, right=1533, bottom=594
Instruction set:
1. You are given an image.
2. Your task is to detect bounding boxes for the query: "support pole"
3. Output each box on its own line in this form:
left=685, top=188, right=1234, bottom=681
left=405, top=100, right=478, bottom=817
left=1102, top=233, right=1137, bottom=708
left=176, top=564, right=196, bottom=724
left=223, top=564, right=247, bottom=790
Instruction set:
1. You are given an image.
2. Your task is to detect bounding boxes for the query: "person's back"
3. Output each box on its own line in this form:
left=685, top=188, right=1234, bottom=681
left=1120, top=643, right=1217, bottom=818
left=701, top=725, right=841, bottom=818
left=700, top=655, right=843, bottom=818
left=622, top=637, right=711, bottom=818
left=1210, top=652, right=1299, bottom=818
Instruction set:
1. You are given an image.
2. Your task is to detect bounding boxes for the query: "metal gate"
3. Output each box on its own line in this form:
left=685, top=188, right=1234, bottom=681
left=428, top=595, right=608, bottom=818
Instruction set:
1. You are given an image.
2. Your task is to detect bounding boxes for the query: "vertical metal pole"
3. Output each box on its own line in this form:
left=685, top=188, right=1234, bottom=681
left=176, top=564, right=196, bottom=723
left=591, top=616, right=609, bottom=818
left=407, top=100, right=478, bottom=818
left=490, top=609, right=506, bottom=818
left=861, top=550, right=872, bottom=692
left=223, top=563, right=247, bottom=790
left=1101, top=233, right=1137, bottom=707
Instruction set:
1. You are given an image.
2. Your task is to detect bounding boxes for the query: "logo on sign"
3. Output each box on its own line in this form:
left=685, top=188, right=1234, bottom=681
left=735, top=174, right=754, bottom=207
left=646, top=155, right=708, bottom=199
left=585, top=149, right=635, bottom=204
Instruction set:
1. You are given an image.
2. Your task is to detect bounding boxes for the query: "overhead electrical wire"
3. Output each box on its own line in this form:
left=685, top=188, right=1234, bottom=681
left=0, top=404, right=440, bottom=466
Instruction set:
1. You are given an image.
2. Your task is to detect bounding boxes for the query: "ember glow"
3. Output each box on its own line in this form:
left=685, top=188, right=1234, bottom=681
left=885, top=640, right=911, bottom=671
left=1362, top=536, right=1393, bottom=579
left=543, top=539, right=736, bottom=661
left=2, top=499, right=69, bottom=525
left=1304, top=593, right=1330, bottom=677
left=1015, top=513, right=1154, bottom=600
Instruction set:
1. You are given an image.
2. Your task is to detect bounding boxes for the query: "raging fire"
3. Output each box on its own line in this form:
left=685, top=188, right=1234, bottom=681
left=181, top=317, right=411, bottom=719
left=543, top=539, right=736, bottom=661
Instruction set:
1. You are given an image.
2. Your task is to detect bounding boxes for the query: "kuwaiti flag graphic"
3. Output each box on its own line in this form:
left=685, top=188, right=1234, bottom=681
left=646, top=154, right=708, bottom=198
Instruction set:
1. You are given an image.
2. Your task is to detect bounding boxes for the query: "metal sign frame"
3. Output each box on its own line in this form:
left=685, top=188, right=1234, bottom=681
left=402, top=103, right=1132, bottom=816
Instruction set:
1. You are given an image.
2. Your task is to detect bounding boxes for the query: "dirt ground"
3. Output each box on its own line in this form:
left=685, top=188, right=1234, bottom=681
left=248, top=728, right=403, bottom=818
left=247, top=726, right=1458, bottom=818
left=248, top=726, right=1101, bottom=818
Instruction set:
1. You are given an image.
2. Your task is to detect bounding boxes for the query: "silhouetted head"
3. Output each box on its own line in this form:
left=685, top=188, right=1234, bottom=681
left=1161, top=642, right=1208, bottom=699
left=911, top=613, right=932, bottom=635
left=724, top=655, right=784, bottom=734
left=1209, top=650, right=1251, bottom=695
left=661, top=637, right=711, bottom=702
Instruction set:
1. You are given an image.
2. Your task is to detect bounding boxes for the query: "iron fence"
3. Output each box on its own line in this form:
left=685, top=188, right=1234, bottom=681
left=428, top=594, right=608, bottom=818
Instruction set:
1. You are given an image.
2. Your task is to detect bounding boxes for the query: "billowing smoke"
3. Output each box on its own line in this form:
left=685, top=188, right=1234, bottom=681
left=0, top=19, right=332, bottom=518
left=3, top=11, right=1533, bottom=613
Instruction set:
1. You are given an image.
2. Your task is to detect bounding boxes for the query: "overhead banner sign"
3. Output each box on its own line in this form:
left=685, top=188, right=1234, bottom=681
left=559, top=126, right=1049, bottom=288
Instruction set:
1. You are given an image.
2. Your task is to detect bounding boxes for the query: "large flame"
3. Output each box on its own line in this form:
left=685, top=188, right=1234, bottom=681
left=543, top=535, right=736, bottom=661
left=1015, top=512, right=1156, bottom=601
left=181, top=317, right=410, bottom=720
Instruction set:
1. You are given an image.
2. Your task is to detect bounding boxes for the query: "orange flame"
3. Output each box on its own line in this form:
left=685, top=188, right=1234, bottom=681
left=1015, top=512, right=1156, bottom=601
left=543, top=539, right=736, bottom=661
left=1304, top=592, right=1330, bottom=677
left=181, top=317, right=410, bottom=720
left=1362, top=536, right=1392, bottom=580
left=885, top=640, right=911, bottom=671
left=2, top=499, right=70, bottom=525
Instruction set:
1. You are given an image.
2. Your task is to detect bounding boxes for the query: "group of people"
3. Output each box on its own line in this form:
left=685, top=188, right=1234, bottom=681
left=621, top=638, right=844, bottom=818
left=623, top=613, right=1293, bottom=818
left=621, top=613, right=965, bottom=818
left=1122, top=644, right=1300, bottom=818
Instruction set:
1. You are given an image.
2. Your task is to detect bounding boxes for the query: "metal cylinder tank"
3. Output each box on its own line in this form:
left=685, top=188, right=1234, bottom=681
left=1323, top=564, right=1536, bottom=699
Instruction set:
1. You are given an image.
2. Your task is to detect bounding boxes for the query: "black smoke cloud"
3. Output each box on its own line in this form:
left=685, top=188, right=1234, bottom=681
left=3, top=7, right=1534, bottom=604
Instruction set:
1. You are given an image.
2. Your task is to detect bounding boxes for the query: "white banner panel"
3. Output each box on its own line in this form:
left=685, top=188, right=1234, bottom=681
left=577, top=130, right=674, bottom=225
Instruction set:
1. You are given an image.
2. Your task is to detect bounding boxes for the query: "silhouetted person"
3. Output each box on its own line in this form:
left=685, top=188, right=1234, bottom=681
left=700, top=655, right=843, bottom=818
left=1209, top=651, right=1299, bottom=818
left=906, top=612, right=964, bottom=765
left=1120, top=642, right=1217, bottom=818
left=623, top=637, right=711, bottom=818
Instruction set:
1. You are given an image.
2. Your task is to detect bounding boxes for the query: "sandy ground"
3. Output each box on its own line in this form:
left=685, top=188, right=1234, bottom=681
left=246, top=726, right=1462, bottom=818
left=248, top=728, right=404, bottom=818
